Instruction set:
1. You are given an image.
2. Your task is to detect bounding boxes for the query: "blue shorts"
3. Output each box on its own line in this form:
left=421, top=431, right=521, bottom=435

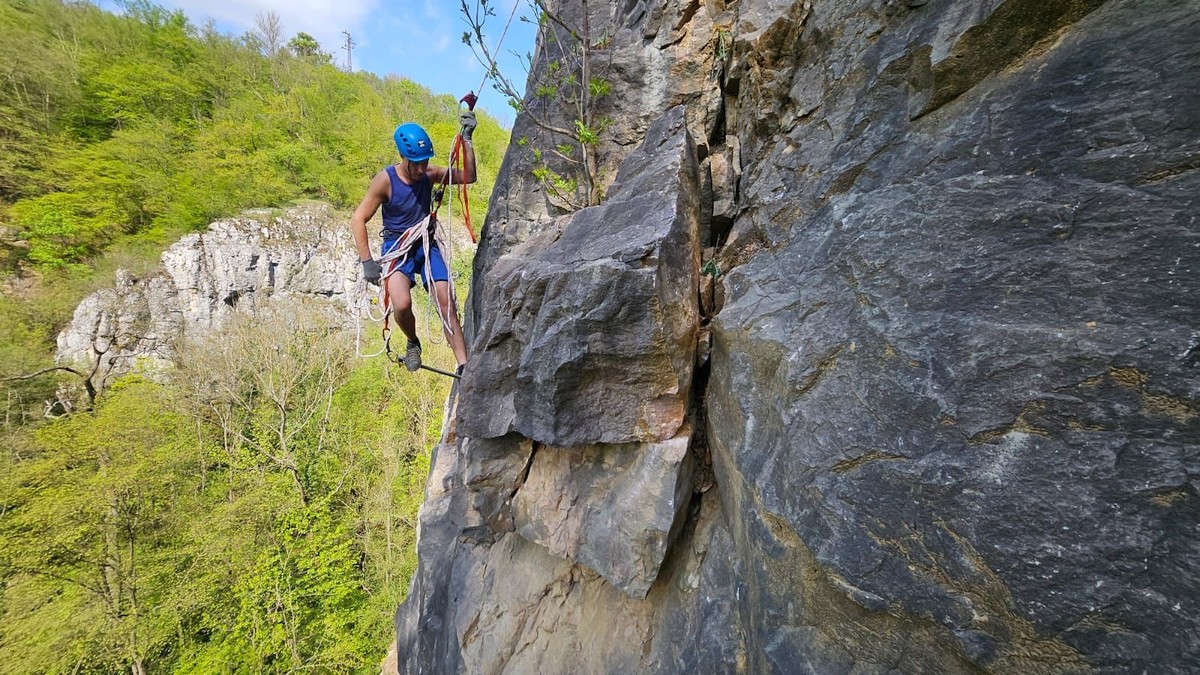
left=381, top=237, right=449, bottom=290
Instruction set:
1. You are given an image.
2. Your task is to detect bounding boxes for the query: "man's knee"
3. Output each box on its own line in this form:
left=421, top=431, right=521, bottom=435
left=393, top=300, right=413, bottom=317
left=434, top=284, right=455, bottom=310
left=390, top=291, right=413, bottom=315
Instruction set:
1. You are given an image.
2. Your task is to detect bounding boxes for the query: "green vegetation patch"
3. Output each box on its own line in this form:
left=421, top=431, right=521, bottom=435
left=0, top=0, right=502, bottom=669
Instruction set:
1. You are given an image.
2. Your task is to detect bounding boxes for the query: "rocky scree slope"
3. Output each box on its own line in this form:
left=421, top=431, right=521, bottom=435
left=396, top=0, right=1199, bottom=672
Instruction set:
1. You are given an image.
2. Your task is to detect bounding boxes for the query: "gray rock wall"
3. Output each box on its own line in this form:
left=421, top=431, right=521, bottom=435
left=399, top=0, right=1199, bottom=672
left=55, top=203, right=359, bottom=383
left=458, top=106, right=701, bottom=447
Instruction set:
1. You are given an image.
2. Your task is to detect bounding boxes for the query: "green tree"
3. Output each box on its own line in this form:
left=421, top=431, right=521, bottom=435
left=174, top=300, right=354, bottom=507
left=9, top=191, right=107, bottom=270
left=0, top=378, right=197, bottom=673
left=461, top=0, right=613, bottom=209
left=1, top=312, right=454, bottom=671
left=287, top=31, right=321, bottom=59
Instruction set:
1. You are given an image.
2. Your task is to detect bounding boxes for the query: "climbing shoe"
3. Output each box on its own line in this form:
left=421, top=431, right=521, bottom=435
left=455, top=363, right=465, bottom=378
left=404, top=339, right=422, bottom=372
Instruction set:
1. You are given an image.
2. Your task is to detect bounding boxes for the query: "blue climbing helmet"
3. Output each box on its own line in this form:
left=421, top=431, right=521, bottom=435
left=393, top=123, right=435, bottom=162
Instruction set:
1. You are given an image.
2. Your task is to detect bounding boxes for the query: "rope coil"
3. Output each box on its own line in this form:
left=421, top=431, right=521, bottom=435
left=352, top=1, right=521, bottom=370
left=354, top=137, right=464, bottom=363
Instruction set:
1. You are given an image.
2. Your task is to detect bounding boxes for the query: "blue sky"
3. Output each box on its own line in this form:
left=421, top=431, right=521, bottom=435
left=131, top=0, right=538, bottom=124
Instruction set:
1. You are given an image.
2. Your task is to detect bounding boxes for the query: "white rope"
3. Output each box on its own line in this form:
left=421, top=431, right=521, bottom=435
left=379, top=217, right=456, bottom=338
left=353, top=287, right=388, bottom=358
left=353, top=142, right=469, bottom=361
left=352, top=256, right=391, bottom=359
left=476, top=0, right=522, bottom=96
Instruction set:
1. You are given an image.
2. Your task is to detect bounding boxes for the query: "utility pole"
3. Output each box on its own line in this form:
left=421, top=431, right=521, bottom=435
left=341, top=31, right=355, bottom=72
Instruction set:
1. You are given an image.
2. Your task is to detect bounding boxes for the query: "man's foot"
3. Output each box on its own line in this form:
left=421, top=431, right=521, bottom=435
left=404, top=339, right=422, bottom=372
left=455, top=363, right=465, bottom=378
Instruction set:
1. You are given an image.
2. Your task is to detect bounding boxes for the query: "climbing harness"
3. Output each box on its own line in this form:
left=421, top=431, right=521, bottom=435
left=354, top=96, right=476, bottom=380
left=355, top=210, right=459, bottom=379
left=355, top=5, right=521, bottom=378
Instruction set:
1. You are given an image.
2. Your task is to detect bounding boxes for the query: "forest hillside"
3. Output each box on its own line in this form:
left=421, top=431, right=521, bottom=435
left=0, top=0, right=506, bottom=671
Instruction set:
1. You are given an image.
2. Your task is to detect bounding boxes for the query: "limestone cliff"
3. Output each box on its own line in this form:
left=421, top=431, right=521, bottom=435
left=396, top=0, right=1198, bottom=673
left=55, top=203, right=358, bottom=385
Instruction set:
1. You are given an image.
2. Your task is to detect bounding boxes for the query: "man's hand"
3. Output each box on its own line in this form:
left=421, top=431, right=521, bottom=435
left=459, top=110, right=477, bottom=141
left=361, top=258, right=382, bottom=285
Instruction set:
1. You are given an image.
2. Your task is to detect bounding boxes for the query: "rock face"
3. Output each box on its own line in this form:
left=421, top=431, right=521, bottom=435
left=56, top=203, right=359, bottom=380
left=458, top=106, right=701, bottom=446
left=513, top=431, right=694, bottom=598
left=397, top=0, right=1199, bottom=673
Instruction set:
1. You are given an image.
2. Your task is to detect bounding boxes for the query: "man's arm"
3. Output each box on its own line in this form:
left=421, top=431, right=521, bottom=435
left=428, top=141, right=477, bottom=185
left=350, top=171, right=390, bottom=260
left=429, top=110, right=478, bottom=185
left=457, top=140, right=477, bottom=184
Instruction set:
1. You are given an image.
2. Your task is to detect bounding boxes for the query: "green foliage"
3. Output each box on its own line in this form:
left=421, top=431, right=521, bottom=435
left=8, top=192, right=104, bottom=270
left=0, top=0, right=508, bottom=275
left=713, top=28, right=731, bottom=64
left=0, top=1, right=501, bottom=669
left=224, top=508, right=370, bottom=670
left=575, top=118, right=601, bottom=146
left=86, top=59, right=202, bottom=128
left=286, top=31, right=321, bottom=58
left=587, top=76, right=611, bottom=99
left=0, top=378, right=198, bottom=672
left=461, top=0, right=613, bottom=210
left=0, top=317, right=451, bottom=671
left=532, top=164, right=579, bottom=203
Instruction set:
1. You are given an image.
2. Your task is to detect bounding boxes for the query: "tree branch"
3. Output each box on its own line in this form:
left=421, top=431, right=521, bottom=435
left=3, top=366, right=87, bottom=382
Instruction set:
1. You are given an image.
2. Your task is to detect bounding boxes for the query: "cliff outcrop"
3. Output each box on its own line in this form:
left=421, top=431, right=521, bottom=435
left=56, top=203, right=357, bottom=382
left=396, top=0, right=1199, bottom=673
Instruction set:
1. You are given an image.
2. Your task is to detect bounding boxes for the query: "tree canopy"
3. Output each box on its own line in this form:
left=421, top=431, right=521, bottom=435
left=0, top=0, right=508, bottom=273
left=0, top=0, right=506, bottom=670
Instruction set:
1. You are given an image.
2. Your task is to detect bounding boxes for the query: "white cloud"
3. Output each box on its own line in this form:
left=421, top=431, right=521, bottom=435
left=152, top=0, right=533, bottom=99
left=167, top=0, right=380, bottom=59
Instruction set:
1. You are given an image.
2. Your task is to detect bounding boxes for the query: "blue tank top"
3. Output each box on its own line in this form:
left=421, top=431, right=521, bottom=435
left=380, top=165, right=432, bottom=235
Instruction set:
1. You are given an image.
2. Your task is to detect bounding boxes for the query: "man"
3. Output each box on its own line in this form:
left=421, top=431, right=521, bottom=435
left=350, top=111, right=476, bottom=373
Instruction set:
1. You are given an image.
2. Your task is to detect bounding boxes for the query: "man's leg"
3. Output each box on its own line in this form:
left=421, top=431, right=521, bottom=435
left=432, top=280, right=468, bottom=367
left=386, top=271, right=422, bottom=370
